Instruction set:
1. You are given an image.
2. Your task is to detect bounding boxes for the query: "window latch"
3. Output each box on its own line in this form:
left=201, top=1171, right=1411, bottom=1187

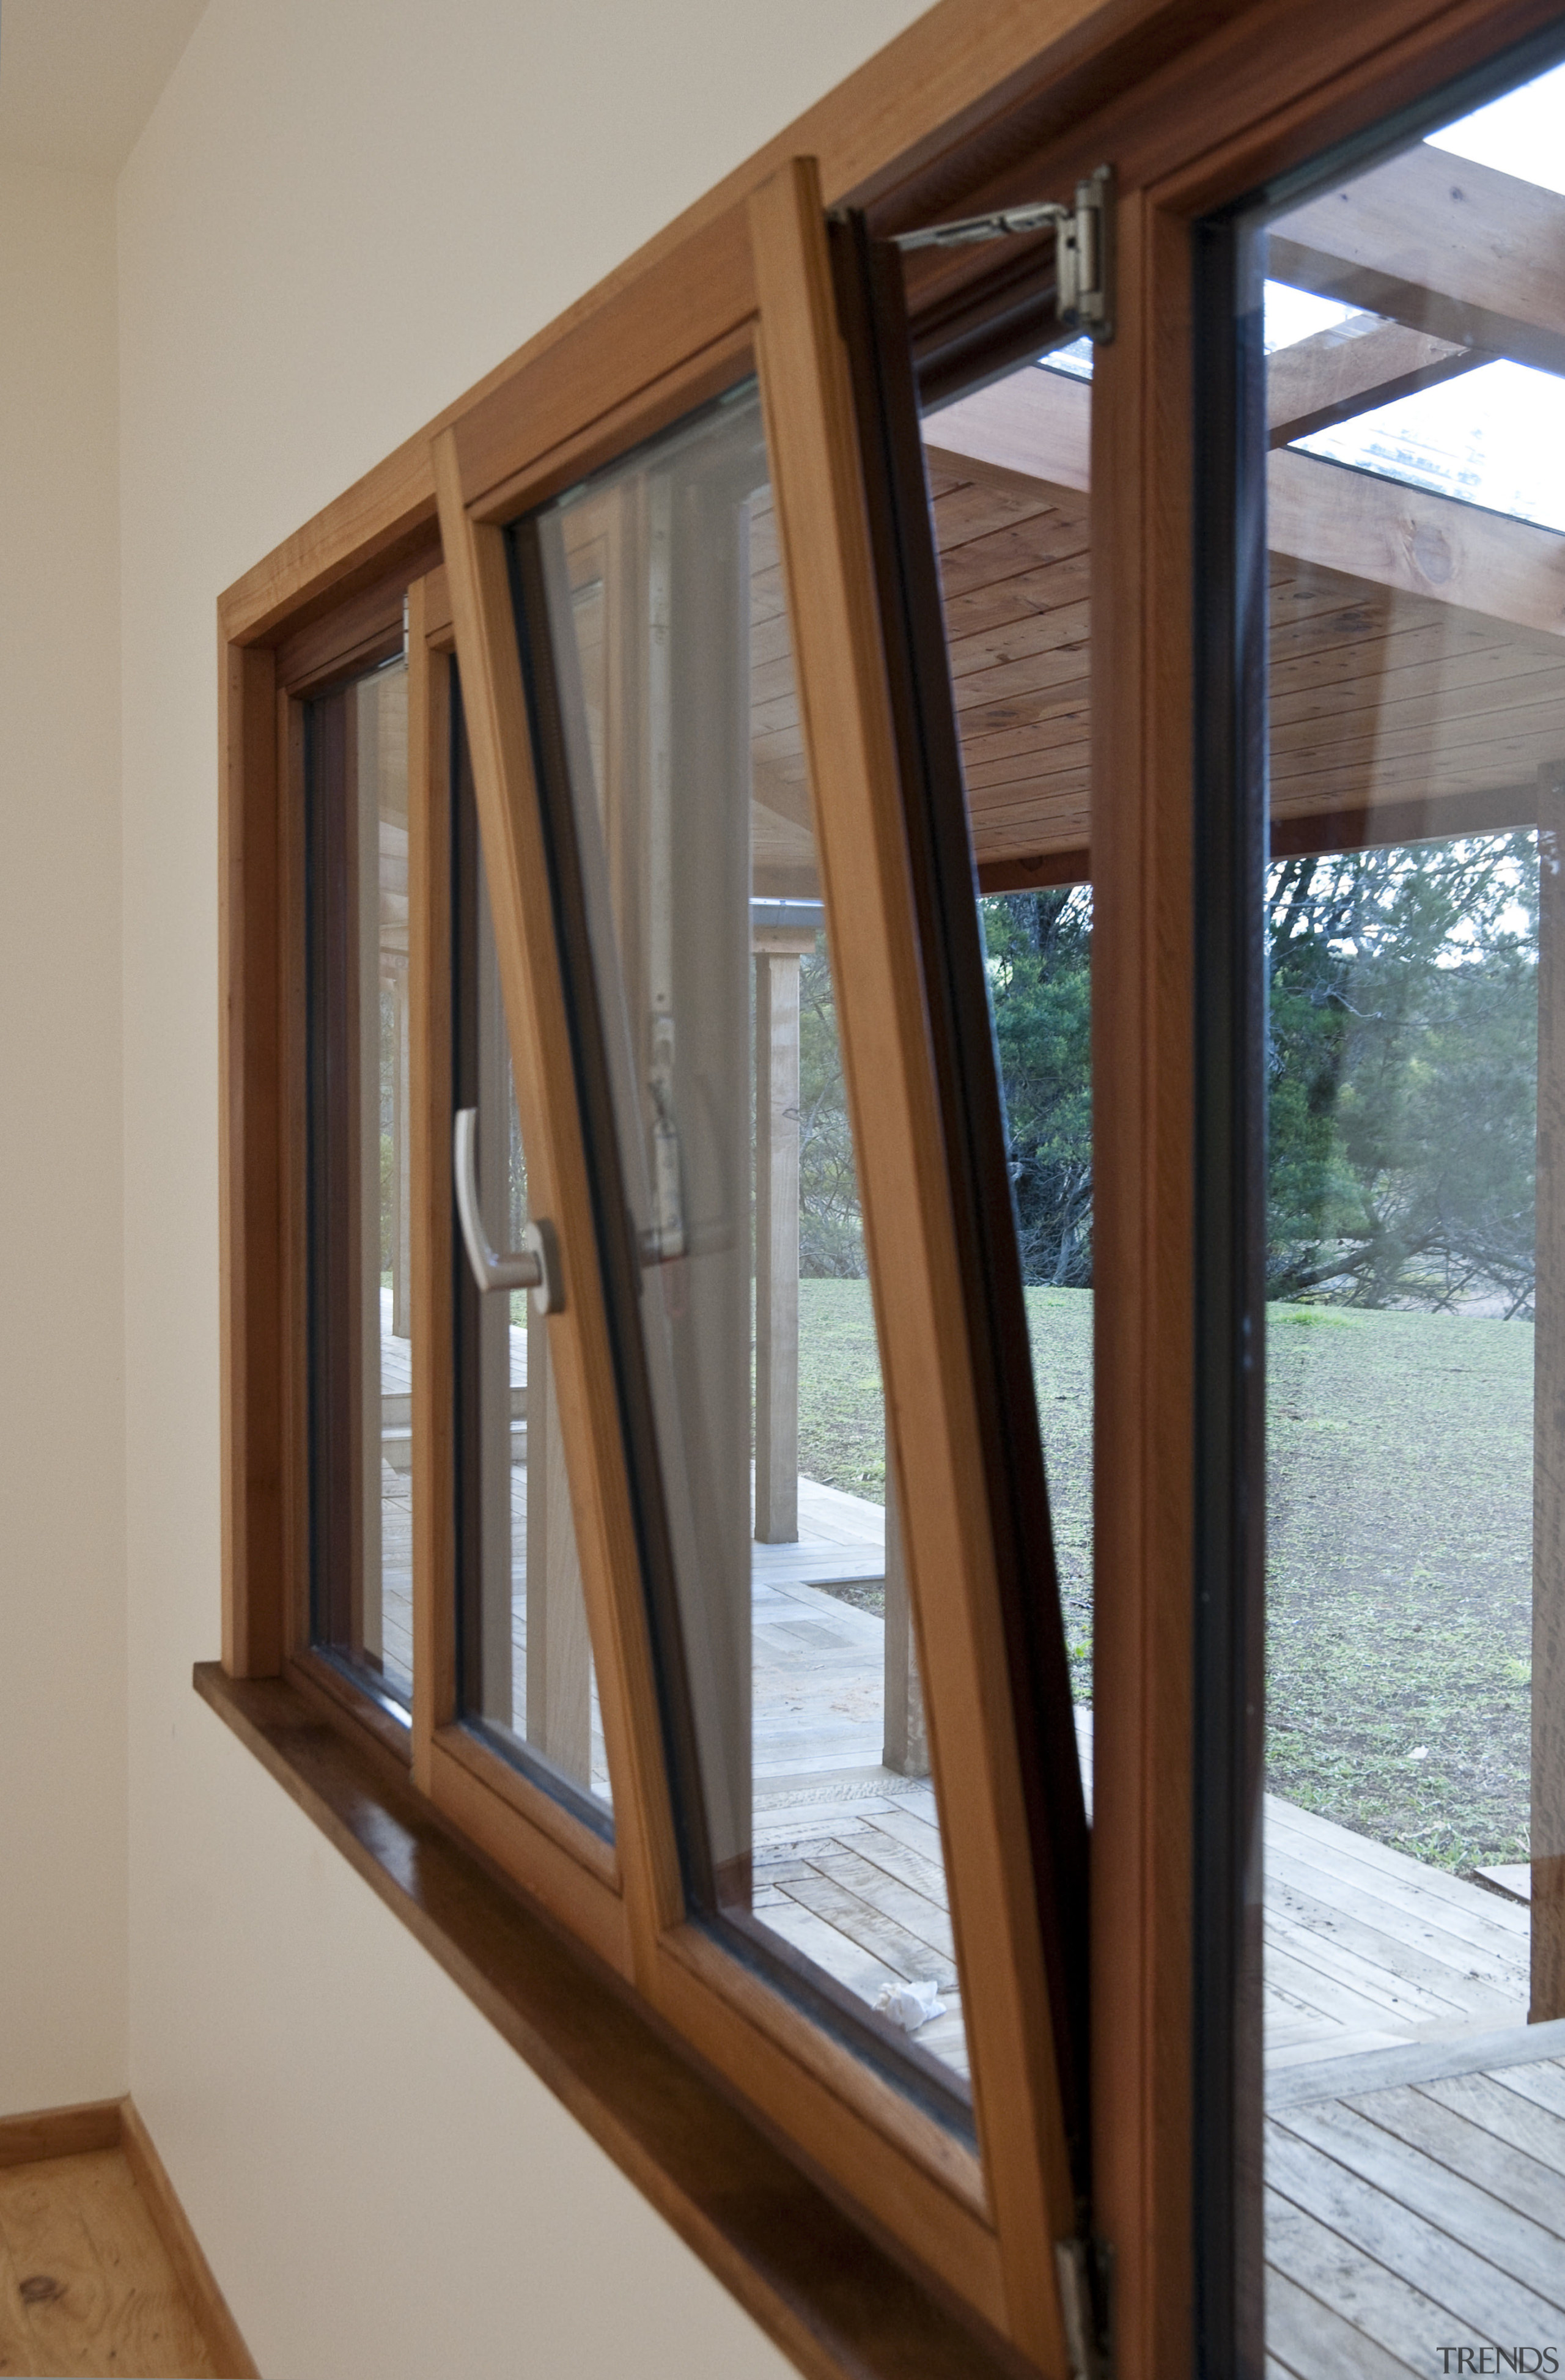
left=453, top=1108, right=564, bottom=1313
left=891, top=163, right=1114, bottom=344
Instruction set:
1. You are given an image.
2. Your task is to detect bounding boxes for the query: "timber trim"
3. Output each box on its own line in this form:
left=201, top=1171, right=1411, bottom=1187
left=193, top=1661, right=1034, bottom=2380
left=0, top=2100, right=122, bottom=2170
left=0, top=2098, right=259, bottom=2378
left=119, top=2099, right=260, bottom=2380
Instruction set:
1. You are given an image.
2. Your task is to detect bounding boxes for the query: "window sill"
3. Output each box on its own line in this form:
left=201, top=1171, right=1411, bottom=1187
left=192, top=1663, right=1030, bottom=2380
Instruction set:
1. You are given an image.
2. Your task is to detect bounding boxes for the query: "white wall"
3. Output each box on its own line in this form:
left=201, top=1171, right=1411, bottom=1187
left=0, top=155, right=127, bottom=2116
left=116, top=4, right=929, bottom=2374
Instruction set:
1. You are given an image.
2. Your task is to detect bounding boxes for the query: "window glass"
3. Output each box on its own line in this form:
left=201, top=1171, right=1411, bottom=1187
left=451, top=708, right=612, bottom=1819
left=1255, top=57, right=1565, bottom=2363
left=304, top=657, right=414, bottom=1710
left=921, top=356, right=1096, bottom=1720
left=512, top=384, right=973, bottom=2098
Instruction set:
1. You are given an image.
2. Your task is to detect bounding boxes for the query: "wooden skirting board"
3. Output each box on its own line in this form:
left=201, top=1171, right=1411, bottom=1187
left=0, top=2095, right=258, bottom=2378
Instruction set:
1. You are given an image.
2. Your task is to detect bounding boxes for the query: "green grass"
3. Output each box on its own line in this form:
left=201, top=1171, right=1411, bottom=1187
left=797, top=1280, right=1533, bottom=1873
left=1267, top=1301, right=1532, bottom=1872
left=797, top=1280, right=1094, bottom=1690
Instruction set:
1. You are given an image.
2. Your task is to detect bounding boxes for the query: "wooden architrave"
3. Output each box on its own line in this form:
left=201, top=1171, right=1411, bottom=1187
left=215, top=2, right=1565, bottom=2374
left=432, top=182, right=1056, bottom=2346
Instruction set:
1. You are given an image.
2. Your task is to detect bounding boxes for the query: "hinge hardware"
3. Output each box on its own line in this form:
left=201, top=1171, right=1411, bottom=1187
left=892, top=163, right=1114, bottom=344
left=1053, top=2235, right=1114, bottom=2380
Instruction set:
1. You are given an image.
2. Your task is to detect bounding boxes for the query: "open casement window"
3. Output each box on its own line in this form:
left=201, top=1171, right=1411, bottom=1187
left=431, top=162, right=1091, bottom=2361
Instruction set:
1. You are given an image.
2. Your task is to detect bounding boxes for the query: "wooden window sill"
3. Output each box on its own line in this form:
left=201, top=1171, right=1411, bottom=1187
left=192, top=1663, right=1031, bottom=2380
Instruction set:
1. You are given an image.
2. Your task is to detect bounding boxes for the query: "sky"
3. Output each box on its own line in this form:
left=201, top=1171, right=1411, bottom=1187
left=1033, top=58, right=1565, bottom=534
left=1267, top=58, right=1565, bottom=532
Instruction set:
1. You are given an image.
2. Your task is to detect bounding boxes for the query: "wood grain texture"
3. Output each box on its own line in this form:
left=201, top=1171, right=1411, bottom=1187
left=1270, top=140, right=1565, bottom=380
left=0, top=2143, right=220, bottom=2380
left=274, top=564, right=422, bottom=698
left=220, top=641, right=284, bottom=1679
left=752, top=158, right=1074, bottom=2371
left=407, top=583, right=455, bottom=1794
left=432, top=430, right=685, bottom=1971
left=1088, top=188, right=1196, bottom=2380
left=456, top=217, right=755, bottom=514
left=194, top=1661, right=1036, bottom=2380
left=0, top=2106, right=120, bottom=2173
left=425, top=1730, right=628, bottom=1977
left=119, top=2105, right=256, bottom=2379
left=1265, top=315, right=1479, bottom=449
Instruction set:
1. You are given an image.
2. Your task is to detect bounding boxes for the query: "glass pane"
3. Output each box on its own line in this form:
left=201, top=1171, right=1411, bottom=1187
left=304, top=656, right=413, bottom=1709
left=922, top=354, right=1096, bottom=1717
left=1258, top=54, right=1565, bottom=2360
left=512, top=385, right=971, bottom=2096
left=451, top=711, right=611, bottom=1819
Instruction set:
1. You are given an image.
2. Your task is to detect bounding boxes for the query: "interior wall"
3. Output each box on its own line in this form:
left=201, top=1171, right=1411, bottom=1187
left=0, top=155, right=127, bottom=2117
left=115, top=2, right=929, bottom=2374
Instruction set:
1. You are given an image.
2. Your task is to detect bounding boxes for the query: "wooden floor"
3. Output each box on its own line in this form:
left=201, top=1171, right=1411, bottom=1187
left=1267, top=2037, right=1565, bottom=2376
left=0, top=2151, right=215, bottom=2379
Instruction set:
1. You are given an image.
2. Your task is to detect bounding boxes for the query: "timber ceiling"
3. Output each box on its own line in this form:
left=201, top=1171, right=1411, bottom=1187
left=748, top=138, right=1565, bottom=886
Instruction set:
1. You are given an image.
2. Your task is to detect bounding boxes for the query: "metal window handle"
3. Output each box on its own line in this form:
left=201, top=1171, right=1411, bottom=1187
left=452, top=1108, right=564, bottom=1314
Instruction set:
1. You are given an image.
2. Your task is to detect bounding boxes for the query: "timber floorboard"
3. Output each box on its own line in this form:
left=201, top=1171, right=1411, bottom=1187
left=0, top=2149, right=216, bottom=2379
left=1267, top=2055, right=1565, bottom=2375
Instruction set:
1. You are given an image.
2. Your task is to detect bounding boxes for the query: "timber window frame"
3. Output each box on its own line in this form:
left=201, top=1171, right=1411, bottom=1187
left=214, top=0, right=1565, bottom=2371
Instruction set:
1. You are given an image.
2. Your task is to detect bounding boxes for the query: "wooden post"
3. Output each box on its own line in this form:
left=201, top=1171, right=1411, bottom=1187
left=1534, top=759, right=1565, bottom=2021
left=753, top=927, right=814, bottom=1542
left=526, top=1299, right=592, bottom=1786
left=882, top=1454, right=929, bottom=1777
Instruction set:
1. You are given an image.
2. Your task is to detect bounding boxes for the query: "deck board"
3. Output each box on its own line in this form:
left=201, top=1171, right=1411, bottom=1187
left=375, top=1398, right=1561, bottom=2339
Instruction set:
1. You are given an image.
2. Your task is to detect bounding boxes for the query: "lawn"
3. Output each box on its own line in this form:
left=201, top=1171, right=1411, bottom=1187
left=797, top=1279, right=1534, bottom=1873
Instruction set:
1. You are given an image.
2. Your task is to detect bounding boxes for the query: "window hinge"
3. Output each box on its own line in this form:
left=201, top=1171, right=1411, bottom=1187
left=1054, top=2235, right=1114, bottom=2380
left=401, top=591, right=410, bottom=658
left=891, top=163, right=1114, bottom=344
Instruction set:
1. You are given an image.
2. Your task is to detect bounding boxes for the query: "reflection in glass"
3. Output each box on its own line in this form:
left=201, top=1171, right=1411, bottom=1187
left=921, top=352, right=1096, bottom=1709
left=1257, top=55, right=1565, bottom=2360
left=305, top=657, right=414, bottom=1706
left=513, top=386, right=970, bottom=2090
left=451, top=725, right=611, bottom=1816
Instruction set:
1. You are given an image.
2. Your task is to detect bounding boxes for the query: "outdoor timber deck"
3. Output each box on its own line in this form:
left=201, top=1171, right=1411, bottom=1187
left=376, top=1379, right=1563, bottom=2357
left=1265, top=2028, right=1565, bottom=2376
left=378, top=1380, right=1533, bottom=2074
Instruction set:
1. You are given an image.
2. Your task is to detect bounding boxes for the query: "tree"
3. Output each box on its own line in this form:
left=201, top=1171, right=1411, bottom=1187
left=1265, top=836, right=1537, bottom=1311
left=981, top=888, right=1094, bottom=1285
left=796, top=940, right=867, bottom=1277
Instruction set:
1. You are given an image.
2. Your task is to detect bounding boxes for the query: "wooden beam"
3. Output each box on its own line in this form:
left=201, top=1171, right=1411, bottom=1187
left=977, top=849, right=1092, bottom=891
left=1534, top=756, right=1565, bottom=2022
left=1269, top=779, right=1539, bottom=855
left=1266, top=314, right=1482, bottom=448
left=882, top=1461, right=929, bottom=1777
left=929, top=364, right=1565, bottom=644
left=1267, top=444, right=1565, bottom=643
left=1270, top=141, right=1565, bottom=380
